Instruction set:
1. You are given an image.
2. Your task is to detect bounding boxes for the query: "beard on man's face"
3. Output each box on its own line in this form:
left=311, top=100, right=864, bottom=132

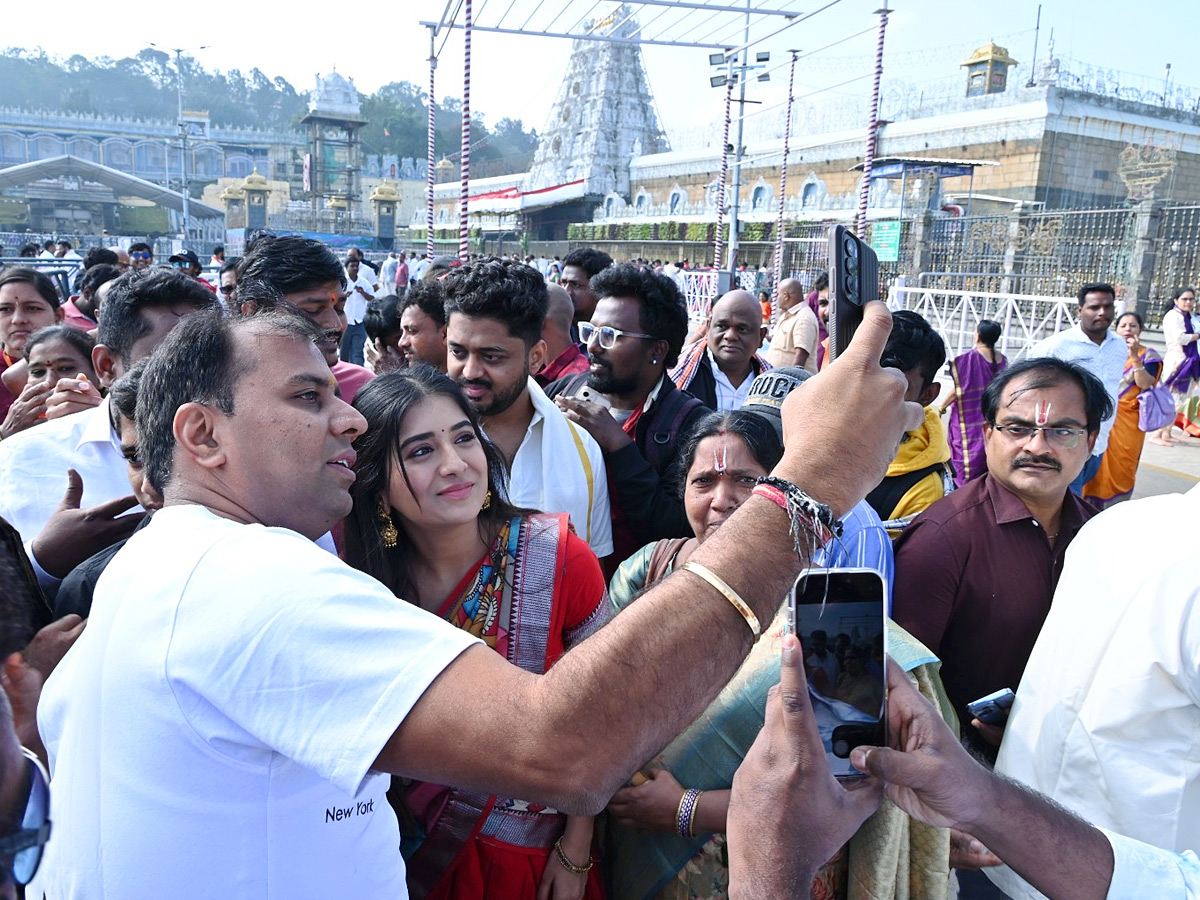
left=587, top=357, right=638, bottom=396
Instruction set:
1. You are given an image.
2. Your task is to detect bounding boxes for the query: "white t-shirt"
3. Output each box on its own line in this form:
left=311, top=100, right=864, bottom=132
left=343, top=268, right=377, bottom=325
left=0, top=400, right=136, bottom=586
left=987, top=483, right=1200, bottom=899
left=37, top=504, right=478, bottom=899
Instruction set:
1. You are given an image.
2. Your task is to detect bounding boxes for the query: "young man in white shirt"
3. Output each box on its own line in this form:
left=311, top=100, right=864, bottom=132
left=443, top=257, right=612, bottom=559
left=0, top=269, right=218, bottom=588
left=1028, top=282, right=1125, bottom=494
left=340, top=255, right=376, bottom=367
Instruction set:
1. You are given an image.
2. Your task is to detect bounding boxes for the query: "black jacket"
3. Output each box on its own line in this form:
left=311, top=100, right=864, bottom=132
left=546, top=373, right=711, bottom=545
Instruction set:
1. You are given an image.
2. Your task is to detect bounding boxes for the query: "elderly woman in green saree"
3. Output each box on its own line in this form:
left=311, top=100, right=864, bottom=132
left=604, top=405, right=956, bottom=900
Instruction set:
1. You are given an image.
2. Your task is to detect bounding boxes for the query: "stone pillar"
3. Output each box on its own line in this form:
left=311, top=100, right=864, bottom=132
left=220, top=184, right=246, bottom=231
left=1128, top=199, right=1164, bottom=321
left=370, top=181, right=400, bottom=250
left=241, top=170, right=272, bottom=232
left=998, top=208, right=1023, bottom=295
left=909, top=209, right=936, bottom=278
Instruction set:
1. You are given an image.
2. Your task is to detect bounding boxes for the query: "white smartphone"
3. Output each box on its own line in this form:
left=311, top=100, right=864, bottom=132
left=576, top=384, right=611, bottom=409
left=789, top=567, right=887, bottom=778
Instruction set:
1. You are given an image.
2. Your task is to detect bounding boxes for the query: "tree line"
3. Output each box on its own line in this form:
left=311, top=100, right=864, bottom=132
left=0, top=47, right=539, bottom=176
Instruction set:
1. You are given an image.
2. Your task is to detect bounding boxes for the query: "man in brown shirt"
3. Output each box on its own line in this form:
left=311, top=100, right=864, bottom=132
left=892, top=357, right=1113, bottom=760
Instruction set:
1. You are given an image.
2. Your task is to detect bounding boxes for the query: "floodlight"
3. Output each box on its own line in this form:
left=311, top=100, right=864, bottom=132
left=710, top=74, right=728, bottom=88
left=756, top=51, right=770, bottom=62
left=709, top=52, right=725, bottom=66
left=757, top=73, right=770, bottom=82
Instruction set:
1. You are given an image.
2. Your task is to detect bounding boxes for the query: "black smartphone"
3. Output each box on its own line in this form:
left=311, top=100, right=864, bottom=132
left=966, top=688, right=1015, bottom=726
left=827, top=224, right=880, bottom=360
left=789, top=567, right=887, bottom=778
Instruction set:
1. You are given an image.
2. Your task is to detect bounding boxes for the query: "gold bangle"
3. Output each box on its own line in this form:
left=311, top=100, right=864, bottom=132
left=681, top=561, right=761, bottom=638
left=553, top=836, right=594, bottom=875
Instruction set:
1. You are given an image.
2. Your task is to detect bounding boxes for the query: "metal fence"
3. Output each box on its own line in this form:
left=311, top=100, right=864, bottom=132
left=888, top=286, right=1079, bottom=362
left=1152, top=204, right=1200, bottom=309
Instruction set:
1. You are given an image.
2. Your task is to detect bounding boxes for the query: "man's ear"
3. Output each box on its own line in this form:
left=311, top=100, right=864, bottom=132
left=919, top=381, right=941, bottom=407
left=174, top=402, right=225, bottom=471
left=92, top=345, right=120, bottom=389
left=1086, top=429, right=1098, bottom=455
left=649, top=338, right=669, bottom=367
left=528, top=339, right=548, bottom=375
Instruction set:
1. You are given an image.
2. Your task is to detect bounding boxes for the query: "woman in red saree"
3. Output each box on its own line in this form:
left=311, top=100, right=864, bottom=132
left=344, top=367, right=609, bottom=900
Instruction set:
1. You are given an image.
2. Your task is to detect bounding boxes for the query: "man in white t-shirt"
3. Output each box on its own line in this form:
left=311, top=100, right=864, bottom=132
left=37, top=301, right=922, bottom=897
left=340, top=255, right=376, bottom=367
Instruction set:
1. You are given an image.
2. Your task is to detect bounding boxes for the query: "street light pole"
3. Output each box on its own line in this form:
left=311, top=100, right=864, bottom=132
left=727, top=0, right=752, bottom=283
left=151, top=43, right=208, bottom=243
left=175, top=48, right=190, bottom=243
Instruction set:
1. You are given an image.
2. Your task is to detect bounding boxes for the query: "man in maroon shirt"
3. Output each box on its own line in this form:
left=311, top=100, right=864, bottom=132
left=892, top=357, right=1112, bottom=761
left=535, top=284, right=589, bottom=388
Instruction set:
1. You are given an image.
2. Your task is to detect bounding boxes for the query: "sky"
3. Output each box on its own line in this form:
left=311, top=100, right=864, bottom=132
left=9, top=0, right=1196, bottom=145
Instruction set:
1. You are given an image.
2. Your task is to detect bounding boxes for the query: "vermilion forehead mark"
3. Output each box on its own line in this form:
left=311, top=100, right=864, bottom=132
left=1035, top=401, right=1051, bottom=426
left=713, top=442, right=728, bottom=474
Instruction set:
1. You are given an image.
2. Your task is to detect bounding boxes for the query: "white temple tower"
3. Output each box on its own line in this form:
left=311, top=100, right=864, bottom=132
left=526, top=4, right=669, bottom=199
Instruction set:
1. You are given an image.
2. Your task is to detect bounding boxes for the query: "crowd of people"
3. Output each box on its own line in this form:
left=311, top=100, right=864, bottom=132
left=0, top=234, right=1196, bottom=900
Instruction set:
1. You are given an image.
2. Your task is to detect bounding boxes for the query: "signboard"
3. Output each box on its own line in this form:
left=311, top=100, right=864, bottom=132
left=871, top=221, right=902, bottom=262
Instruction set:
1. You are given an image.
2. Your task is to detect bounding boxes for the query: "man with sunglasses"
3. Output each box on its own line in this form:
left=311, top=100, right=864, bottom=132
left=548, top=263, right=710, bottom=563
left=168, top=250, right=217, bottom=294
left=127, top=242, right=153, bottom=272
left=892, top=357, right=1109, bottom=768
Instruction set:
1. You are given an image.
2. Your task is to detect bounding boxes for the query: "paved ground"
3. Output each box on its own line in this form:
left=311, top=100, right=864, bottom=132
left=1133, top=428, right=1200, bottom=500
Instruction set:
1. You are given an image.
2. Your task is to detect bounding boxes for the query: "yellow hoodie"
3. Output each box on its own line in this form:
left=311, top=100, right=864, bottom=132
left=874, top=405, right=952, bottom=533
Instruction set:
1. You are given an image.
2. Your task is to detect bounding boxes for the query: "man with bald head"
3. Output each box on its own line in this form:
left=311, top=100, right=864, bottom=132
left=669, top=289, right=771, bottom=410
left=536, top=283, right=590, bottom=388
left=767, top=277, right=820, bottom=372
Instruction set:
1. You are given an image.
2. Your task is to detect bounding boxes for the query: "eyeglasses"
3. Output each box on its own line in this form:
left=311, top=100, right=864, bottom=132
left=579, top=321, right=657, bottom=350
left=218, top=284, right=236, bottom=295
left=0, top=750, right=50, bottom=886
left=130, top=251, right=152, bottom=260
left=170, top=260, right=190, bottom=269
left=992, top=423, right=1087, bottom=449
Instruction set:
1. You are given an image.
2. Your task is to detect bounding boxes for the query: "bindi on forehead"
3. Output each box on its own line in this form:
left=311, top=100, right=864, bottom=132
left=1035, top=401, right=1051, bottom=426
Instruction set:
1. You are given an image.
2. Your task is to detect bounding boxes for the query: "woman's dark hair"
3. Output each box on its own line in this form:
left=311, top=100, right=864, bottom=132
left=0, top=267, right=60, bottom=309
left=344, top=366, right=531, bottom=604
left=24, top=325, right=95, bottom=369
left=674, top=410, right=784, bottom=504
left=1173, top=286, right=1196, bottom=302
left=976, top=319, right=1002, bottom=350
left=1116, top=311, right=1143, bottom=329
